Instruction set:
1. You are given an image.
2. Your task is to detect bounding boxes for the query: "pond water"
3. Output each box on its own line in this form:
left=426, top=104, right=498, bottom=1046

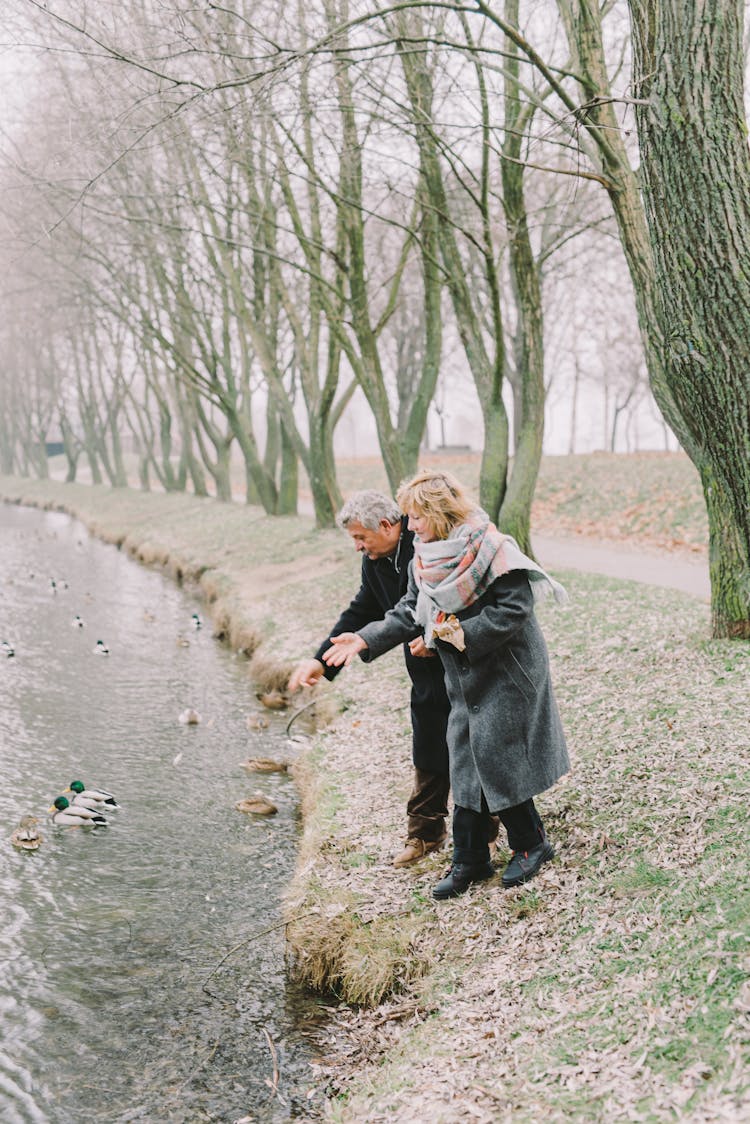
left=0, top=503, right=321, bottom=1122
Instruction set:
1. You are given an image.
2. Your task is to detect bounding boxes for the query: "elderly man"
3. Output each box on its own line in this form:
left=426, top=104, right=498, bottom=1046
left=288, top=490, right=453, bottom=867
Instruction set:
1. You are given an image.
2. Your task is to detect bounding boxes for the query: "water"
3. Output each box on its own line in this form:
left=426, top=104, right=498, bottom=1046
left=0, top=504, right=319, bottom=1122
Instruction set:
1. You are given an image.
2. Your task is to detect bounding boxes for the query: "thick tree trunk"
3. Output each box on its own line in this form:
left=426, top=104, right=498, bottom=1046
left=628, top=0, right=750, bottom=637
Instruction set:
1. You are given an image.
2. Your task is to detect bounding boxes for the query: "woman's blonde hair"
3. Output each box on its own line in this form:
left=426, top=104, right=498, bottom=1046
left=396, top=469, right=476, bottom=540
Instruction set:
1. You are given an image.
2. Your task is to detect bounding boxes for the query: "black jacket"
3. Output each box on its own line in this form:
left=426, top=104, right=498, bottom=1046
left=314, top=518, right=449, bottom=774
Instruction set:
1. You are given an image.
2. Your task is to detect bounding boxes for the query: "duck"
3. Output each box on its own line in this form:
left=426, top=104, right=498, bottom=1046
left=71, top=615, right=85, bottom=629
left=191, top=613, right=202, bottom=630
left=235, top=794, right=278, bottom=816
left=178, top=708, right=202, bottom=725
left=176, top=635, right=190, bottom=648
left=11, top=816, right=43, bottom=850
left=143, top=610, right=156, bottom=623
left=48, top=796, right=107, bottom=827
left=93, top=640, right=109, bottom=655
left=241, top=757, right=288, bottom=774
left=246, top=713, right=270, bottom=731
left=65, top=780, right=119, bottom=809
left=258, top=689, right=288, bottom=711
left=2, top=640, right=14, bottom=658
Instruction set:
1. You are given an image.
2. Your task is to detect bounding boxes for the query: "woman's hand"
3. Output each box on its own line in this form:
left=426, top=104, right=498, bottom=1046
left=408, top=635, right=433, bottom=658
left=322, top=632, right=368, bottom=668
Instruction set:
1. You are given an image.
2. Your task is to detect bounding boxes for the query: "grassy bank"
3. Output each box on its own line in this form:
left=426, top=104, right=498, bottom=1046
left=2, top=472, right=745, bottom=1122
left=334, top=452, right=708, bottom=558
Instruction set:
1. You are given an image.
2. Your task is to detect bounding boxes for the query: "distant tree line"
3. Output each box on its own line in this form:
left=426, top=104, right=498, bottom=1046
left=1, top=0, right=748, bottom=638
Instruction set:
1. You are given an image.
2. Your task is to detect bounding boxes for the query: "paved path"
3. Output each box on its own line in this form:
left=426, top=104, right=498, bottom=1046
left=232, top=489, right=712, bottom=603
left=534, top=533, right=710, bottom=601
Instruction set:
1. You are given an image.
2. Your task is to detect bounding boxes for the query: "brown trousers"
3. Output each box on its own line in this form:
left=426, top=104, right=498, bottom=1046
left=407, top=768, right=500, bottom=845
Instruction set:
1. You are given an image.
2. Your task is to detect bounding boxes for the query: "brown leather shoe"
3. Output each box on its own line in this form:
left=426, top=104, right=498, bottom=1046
left=393, top=836, right=447, bottom=868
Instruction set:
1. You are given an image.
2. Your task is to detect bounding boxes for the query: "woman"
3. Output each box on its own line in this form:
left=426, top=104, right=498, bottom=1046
left=323, top=469, right=570, bottom=900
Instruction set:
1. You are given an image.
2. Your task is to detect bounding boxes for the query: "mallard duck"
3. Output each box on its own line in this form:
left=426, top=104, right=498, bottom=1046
left=258, top=690, right=288, bottom=711
left=11, top=816, right=43, bottom=850
left=65, top=780, right=119, bottom=809
left=246, top=713, right=270, bottom=731
left=241, top=758, right=288, bottom=774
left=93, top=640, right=109, bottom=655
left=71, top=615, right=85, bottom=629
left=235, top=794, right=278, bottom=816
left=49, top=796, right=107, bottom=826
left=191, top=613, right=202, bottom=630
left=178, top=708, right=202, bottom=725
left=2, top=640, right=14, bottom=658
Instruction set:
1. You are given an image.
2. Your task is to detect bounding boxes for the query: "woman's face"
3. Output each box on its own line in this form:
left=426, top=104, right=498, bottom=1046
left=407, top=510, right=437, bottom=542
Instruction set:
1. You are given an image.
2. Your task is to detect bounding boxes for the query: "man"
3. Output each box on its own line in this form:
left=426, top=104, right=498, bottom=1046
left=288, top=490, right=452, bottom=867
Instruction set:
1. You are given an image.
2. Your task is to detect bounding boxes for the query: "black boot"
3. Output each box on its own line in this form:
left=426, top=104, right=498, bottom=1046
left=432, top=861, right=494, bottom=900
left=501, top=837, right=555, bottom=888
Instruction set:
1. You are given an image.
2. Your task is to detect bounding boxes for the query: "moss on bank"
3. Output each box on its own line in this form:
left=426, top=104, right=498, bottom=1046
left=1, top=475, right=746, bottom=1122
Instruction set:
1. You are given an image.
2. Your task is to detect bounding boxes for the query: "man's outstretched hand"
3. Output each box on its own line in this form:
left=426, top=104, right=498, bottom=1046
left=288, top=658, right=325, bottom=692
left=322, top=632, right=367, bottom=668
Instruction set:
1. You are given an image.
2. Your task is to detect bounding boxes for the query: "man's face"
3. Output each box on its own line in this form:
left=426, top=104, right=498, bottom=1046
left=346, top=520, right=401, bottom=559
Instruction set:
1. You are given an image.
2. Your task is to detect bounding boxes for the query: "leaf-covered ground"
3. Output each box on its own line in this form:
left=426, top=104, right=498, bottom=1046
left=1, top=469, right=744, bottom=1123
left=291, top=575, right=749, bottom=1122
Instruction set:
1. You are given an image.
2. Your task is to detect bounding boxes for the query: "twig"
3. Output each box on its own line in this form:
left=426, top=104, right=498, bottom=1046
left=202, top=914, right=311, bottom=996
left=285, top=697, right=318, bottom=735
left=262, top=1027, right=280, bottom=1100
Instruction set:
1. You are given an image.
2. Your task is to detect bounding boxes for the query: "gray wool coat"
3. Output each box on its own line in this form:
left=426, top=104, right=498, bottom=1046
left=358, top=565, right=570, bottom=814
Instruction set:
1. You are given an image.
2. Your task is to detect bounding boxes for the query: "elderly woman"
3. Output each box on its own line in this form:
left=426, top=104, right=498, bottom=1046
left=323, top=469, right=570, bottom=900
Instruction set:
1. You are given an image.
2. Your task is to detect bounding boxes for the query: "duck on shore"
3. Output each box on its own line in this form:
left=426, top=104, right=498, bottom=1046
left=49, top=796, right=107, bottom=827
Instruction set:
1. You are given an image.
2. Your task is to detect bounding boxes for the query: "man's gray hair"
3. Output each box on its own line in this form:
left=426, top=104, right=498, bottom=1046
left=337, top=490, right=402, bottom=530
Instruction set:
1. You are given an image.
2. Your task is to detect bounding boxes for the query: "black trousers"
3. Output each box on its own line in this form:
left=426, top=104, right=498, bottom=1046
left=452, top=793, right=544, bottom=865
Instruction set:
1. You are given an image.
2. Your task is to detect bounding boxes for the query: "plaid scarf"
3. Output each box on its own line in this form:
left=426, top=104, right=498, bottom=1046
left=412, top=511, right=567, bottom=647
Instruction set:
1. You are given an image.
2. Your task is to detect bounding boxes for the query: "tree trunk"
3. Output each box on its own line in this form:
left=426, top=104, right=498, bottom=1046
left=628, top=0, right=750, bottom=637
left=498, top=0, right=546, bottom=554
left=277, top=421, right=298, bottom=515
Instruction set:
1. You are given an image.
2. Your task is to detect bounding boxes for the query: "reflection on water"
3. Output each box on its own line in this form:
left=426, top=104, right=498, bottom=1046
left=0, top=504, right=318, bottom=1122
